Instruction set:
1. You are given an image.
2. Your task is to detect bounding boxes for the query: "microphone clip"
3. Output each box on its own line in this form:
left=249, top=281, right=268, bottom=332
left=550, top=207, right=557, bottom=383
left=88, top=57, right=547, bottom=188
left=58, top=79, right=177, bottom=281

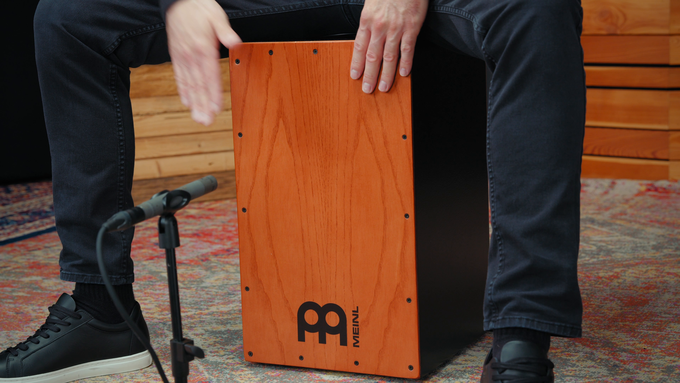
left=162, top=189, right=192, bottom=215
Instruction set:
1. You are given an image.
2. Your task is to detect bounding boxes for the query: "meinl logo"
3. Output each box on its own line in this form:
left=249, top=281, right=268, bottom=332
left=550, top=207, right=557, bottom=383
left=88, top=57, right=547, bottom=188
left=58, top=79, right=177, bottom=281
left=297, top=302, right=347, bottom=346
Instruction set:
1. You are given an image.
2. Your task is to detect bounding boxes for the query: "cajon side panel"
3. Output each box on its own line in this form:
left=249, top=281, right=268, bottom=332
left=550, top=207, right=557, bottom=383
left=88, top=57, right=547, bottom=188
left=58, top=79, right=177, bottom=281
left=411, top=40, right=489, bottom=375
left=230, top=42, right=421, bottom=379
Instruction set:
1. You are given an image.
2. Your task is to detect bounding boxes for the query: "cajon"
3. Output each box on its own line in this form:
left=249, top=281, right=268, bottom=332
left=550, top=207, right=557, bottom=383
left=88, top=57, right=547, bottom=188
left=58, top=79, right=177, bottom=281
left=230, top=40, right=489, bottom=379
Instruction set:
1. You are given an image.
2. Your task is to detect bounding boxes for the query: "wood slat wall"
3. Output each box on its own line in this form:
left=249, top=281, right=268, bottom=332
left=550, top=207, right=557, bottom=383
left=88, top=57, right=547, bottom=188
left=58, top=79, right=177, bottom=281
left=130, top=60, right=234, bottom=180
left=582, top=35, right=680, bottom=64
left=582, top=155, right=675, bottom=180
left=130, top=61, right=230, bottom=98
left=582, top=0, right=680, bottom=35
left=583, top=127, right=671, bottom=159
left=129, top=59, right=236, bottom=200
left=581, top=0, right=680, bottom=180
left=585, top=66, right=680, bottom=88
left=586, top=89, right=680, bottom=130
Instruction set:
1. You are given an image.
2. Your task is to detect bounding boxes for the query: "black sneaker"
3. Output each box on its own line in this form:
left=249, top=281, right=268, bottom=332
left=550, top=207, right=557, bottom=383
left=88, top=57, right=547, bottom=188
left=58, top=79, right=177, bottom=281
left=0, top=293, right=152, bottom=382
left=480, top=340, right=555, bottom=383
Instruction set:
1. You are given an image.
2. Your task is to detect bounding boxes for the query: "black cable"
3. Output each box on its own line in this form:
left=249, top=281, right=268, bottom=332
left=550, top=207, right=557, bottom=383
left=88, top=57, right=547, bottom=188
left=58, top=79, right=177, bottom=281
left=96, top=226, right=170, bottom=383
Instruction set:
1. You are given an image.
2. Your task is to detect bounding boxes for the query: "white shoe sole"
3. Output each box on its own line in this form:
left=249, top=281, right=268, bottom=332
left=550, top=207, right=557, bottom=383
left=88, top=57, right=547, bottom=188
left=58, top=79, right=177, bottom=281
left=0, top=350, right=152, bottom=383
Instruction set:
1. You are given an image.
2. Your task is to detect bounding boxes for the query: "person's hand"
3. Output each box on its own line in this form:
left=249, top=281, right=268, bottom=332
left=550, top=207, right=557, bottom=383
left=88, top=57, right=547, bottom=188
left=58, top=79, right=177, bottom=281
left=166, top=0, right=242, bottom=126
left=350, top=0, right=428, bottom=94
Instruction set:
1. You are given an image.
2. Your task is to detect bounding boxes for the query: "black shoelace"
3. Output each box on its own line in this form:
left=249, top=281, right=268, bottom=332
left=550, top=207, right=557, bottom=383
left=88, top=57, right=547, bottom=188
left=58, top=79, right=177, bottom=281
left=4, top=304, right=82, bottom=357
left=491, top=357, right=555, bottom=383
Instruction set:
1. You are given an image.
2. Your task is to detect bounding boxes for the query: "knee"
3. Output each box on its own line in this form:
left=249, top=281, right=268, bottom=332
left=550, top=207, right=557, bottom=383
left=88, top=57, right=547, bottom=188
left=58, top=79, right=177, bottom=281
left=488, top=0, right=584, bottom=46
left=504, top=0, right=581, bottom=12
left=35, top=0, right=67, bottom=36
left=501, top=0, right=583, bottom=25
left=34, top=0, right=90, bottom=50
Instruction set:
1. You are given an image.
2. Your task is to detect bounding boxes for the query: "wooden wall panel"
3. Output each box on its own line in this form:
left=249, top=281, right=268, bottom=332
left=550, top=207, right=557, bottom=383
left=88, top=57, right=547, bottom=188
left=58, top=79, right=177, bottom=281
left=135, top=131, right=234, bottom=160
left=670, top=161, right=680, bottom=180
left=133, top=151, right=235, bottom=180
left=130, top=59, right=235, bottom=187
left=585, top=66, right=680, bottom=88
left=583, top=127, right=670, bottom=159
left=580, top=3, right=680, bottom=180
left=581, top=155, right=670, bottom=179
left=129, top=59, right=231, bottom=98
left=582, top=0, right=680, bottom=35
left=131, top=93, right=231, bottom=116
left=582, top=35, right=680, bottom=64
left=586, top=88, right=680, bottom=130
left=134, top=111, right=232, bottom=138
left=671, top=132, right=680, bottom=159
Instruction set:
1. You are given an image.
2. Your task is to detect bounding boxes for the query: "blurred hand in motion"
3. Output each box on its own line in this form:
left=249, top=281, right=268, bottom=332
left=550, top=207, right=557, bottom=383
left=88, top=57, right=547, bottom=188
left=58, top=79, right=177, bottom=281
left=350, top=0, right=428, bottom=94
left=166, top=0, right=242, bottom=126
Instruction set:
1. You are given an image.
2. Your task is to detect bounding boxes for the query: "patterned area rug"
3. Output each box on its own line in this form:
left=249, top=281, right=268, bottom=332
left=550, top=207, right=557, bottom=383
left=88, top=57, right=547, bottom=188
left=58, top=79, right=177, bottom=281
left=0, top=179, right=678, bottom=382
left=0, top=182, right=55, bottom=245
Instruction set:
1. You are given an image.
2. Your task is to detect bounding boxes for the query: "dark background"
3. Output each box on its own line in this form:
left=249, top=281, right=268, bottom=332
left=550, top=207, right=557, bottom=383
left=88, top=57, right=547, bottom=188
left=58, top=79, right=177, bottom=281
left=1, top=2, right=52, bottom=185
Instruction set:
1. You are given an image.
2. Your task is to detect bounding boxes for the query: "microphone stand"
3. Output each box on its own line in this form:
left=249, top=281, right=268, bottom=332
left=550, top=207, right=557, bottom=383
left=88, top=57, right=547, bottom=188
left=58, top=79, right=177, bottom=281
left=157, top=189, right=205, bottom=383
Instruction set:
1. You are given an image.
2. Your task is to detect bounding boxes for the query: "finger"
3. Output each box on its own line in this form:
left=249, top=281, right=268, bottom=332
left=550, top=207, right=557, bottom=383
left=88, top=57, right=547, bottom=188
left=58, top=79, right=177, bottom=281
left=173, top=61, right=192, bottom=107
left=210, top=14, right=239, bottom=115
left=362, top=32, right=385, bottom=94
left=187, top=50, right=215, bottom=125
left=214, top=14, right=242, bottom=49
left=399, top=32, right=418, bottom=77
left=203, top=46, right=223, bottom=116
left=378, top=31, right=401, bottom=92
left=351, top=26, right=370, bottom=80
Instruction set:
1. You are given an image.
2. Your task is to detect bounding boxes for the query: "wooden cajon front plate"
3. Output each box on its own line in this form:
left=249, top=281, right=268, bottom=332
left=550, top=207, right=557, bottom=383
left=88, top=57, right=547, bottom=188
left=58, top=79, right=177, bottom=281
left=230, top=41, right=421, bottom=378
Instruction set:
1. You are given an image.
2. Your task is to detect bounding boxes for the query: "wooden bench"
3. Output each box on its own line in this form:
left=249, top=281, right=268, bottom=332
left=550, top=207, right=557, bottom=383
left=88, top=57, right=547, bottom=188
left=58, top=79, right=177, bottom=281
left=581, top=0, right=680, bottom=180
left=129, top=59, right=236, bottom=202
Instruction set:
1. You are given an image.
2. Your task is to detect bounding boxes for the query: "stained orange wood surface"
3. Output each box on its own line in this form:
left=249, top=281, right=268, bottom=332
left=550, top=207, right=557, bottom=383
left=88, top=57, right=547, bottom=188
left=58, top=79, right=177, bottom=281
left=583, top=127, right=670, bottom=159
left=671, top=161, right=680, bottom=179
left=230, top=42, right=420, bottom=379
left=585, top=66, right=680, bottom=88
left=581, top=155, right=671, bottom=179
left=582, top=35, right=680, bottom=64
left=671, top=132, right=680, bottom=159
left=582, top=0, right=680, bottom=35
left=585, top=88, right=680, bottom=130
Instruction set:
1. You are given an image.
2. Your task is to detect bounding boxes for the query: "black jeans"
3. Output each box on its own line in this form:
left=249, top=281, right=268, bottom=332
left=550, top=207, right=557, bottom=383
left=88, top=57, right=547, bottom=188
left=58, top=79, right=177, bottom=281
left=34, top=0, right=585, bottom=337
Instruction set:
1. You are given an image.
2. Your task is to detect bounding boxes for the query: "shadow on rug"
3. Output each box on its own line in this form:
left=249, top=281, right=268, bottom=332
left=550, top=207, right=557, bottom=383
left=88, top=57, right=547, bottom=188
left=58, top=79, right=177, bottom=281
left=0, top=179, right=678, bottom=382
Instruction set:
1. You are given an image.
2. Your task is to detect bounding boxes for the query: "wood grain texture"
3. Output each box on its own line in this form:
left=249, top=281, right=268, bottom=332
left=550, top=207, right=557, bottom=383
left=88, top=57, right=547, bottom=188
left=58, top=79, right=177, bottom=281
left=134, top=111, right=232, bottom=138
left=585, top=66, right=680, bottom=88
left=581, top=155, right=669, bottom=179
left=582, top=35, right=680, bottom=64
left=129, top=59, right=230, bottom=98
left=670, top=160, right=680, bottom=180
left=133, top=151, right=235, bottom=180
left=674, top=0, right=680, bottom=35
left=582, top=0, right=680, bottom=35
left=583, top=127, right=670, bottom=159
left=131, top=170, right=235, bottom=203
left=586, top=88, right=680, bottom=130
left=131, top=93, right=231, bottom=116
left=135, top=131, right=233, bottom=160
left=230, top=42, right=420, bottom=379
left=671, top=132, right=680, bottom=159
